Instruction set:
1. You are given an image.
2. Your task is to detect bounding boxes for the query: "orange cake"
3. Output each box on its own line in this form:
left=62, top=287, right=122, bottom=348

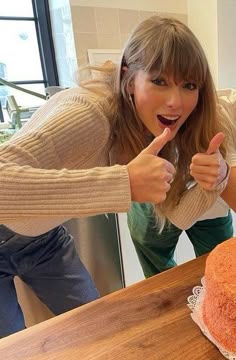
left=202, top=237, right=236, bottom=353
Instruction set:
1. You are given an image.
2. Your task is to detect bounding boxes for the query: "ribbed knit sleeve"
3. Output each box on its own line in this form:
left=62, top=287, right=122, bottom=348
left=0, top=163, right=130, bottom=219
left=163, top=172, right=229, bottom=230
left=0, top=88, right=131, bottom=221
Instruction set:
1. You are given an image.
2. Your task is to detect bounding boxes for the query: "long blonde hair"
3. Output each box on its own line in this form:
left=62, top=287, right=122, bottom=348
left=81, top=16, right=231, bottom=229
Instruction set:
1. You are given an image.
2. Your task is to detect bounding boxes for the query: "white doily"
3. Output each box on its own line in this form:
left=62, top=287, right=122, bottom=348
left=187, top=278, right=236, bottom=360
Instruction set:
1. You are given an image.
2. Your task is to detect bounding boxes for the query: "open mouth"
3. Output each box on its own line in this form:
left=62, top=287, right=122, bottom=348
left=157, top=115, right=181, bottom=126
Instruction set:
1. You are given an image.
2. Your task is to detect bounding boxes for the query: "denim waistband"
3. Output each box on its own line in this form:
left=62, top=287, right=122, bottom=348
left=0, top=224, right=63, bottom=247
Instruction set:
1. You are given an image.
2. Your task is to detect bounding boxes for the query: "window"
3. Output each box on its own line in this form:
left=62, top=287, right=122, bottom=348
left=0, top=0, right=58, bottom=121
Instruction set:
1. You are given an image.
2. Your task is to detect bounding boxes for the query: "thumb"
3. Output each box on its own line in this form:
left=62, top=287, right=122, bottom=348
left=142, top=128, right=172, bottom=155
left=206, top=132, right=225, bottom=155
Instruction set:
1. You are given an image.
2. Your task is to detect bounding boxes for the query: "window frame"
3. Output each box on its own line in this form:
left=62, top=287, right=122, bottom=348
left=0, top=0, right=59, bottom=121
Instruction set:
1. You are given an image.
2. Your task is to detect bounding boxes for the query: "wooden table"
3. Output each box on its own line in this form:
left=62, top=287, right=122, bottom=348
left=0, top=255, right=224, bottom=360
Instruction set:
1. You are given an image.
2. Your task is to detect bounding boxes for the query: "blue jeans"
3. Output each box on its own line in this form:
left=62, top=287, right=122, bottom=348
left=0, top=225, right=99, bottom=337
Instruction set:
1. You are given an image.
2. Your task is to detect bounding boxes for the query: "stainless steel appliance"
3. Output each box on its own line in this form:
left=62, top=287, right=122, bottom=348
left=64, top=214, right=125, bottom=296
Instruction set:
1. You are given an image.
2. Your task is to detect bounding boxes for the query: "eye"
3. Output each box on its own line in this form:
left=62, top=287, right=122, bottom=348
left=151, top=77, right=167, bottom=86
left=183, top=82, right=197, bottom=90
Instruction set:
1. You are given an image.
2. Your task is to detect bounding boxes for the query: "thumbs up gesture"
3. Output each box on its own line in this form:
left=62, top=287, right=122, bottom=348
left=127, top=128, right=176, bottom=203
left=190, top=132, right=228, bottom=190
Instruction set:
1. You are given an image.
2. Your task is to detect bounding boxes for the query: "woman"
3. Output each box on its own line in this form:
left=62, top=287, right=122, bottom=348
left=118, top=16, right=235, bottom=277
left=0, top=16, right=231, bottom=336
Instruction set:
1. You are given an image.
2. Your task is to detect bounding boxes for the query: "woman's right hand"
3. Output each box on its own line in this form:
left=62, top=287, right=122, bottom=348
left=190, top=132, right=228, bottom=191
left=127, top=128, right=176, bottom=204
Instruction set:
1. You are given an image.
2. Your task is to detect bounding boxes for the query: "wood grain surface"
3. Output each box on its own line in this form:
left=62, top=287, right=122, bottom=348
left=0, top=255, right=224, bottom=360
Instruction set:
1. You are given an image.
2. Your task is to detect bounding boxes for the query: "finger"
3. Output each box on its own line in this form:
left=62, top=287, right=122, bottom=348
left=190, top=172, right=217, bottom=183
left=166, top=162, right=176, bottom=175
left=192, top=153, right=221, bottom=166
left=206, top=132, right=225, bottom=155
left=190, top=164, right=219, bottom=176
left=142, top=128, right=171, bottom=155
left=166, top=173, right=174, bottom=183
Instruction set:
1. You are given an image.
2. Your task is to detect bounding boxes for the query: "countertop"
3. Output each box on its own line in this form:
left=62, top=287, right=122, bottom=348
left=0, top=254, right=224, bottom=359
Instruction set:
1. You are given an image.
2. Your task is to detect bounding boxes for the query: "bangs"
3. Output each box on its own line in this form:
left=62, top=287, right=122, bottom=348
left=143, top=27, right=207, bottom=87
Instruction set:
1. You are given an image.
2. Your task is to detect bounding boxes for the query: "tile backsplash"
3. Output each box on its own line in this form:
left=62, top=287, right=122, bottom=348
left=49, top=2, right=187, bottom=86
left=72, top=6, right=187, bottom=66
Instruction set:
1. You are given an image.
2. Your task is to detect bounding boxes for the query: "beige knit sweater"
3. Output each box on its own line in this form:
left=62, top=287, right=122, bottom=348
left=0, top=86, right=233, bottom=236
left=0, top=87, right=131, bottom=235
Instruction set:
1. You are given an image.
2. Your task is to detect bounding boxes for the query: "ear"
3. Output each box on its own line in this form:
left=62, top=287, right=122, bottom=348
left=121, top=66, right=134, bottom=94
left=127, top=81, right=134, bottom=94
left=120, top=66, right=128, bottom=80
left=120, top=65, right=128, bottom=83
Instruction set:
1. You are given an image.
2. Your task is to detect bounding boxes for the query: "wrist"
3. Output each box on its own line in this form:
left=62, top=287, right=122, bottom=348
left=215, top=162, right=231, bottom=193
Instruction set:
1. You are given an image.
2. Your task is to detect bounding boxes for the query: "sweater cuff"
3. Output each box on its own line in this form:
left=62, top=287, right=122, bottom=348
left=214, top=161, right=231, bottom=194
left=163, top=181, right=228, bottom=231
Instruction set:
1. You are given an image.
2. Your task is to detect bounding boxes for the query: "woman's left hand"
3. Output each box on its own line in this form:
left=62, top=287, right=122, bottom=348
left=190, top=132, right=228, bottom=190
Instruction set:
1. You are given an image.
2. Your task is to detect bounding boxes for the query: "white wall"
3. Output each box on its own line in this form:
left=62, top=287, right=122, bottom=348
left=69, top=0, right=187, bottom=13
left=188, top=0, right=236, bottom=89
left=218, top=0, right=236, bottom=88
left=187, top=0, right=218, bottom=86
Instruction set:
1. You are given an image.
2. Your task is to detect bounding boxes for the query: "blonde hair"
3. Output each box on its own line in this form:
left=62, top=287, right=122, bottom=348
left=80, top=16, right=232, bottom=230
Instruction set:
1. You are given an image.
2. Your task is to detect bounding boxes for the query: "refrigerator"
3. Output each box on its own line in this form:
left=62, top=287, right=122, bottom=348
left=64, top=214, right=125, bottom=296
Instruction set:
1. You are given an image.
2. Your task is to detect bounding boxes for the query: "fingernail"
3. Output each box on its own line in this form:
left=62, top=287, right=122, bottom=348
left=163, top=128, right=170, bottom=136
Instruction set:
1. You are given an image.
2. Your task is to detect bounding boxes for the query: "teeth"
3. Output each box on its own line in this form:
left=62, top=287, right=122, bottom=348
left=161, top=115, right=180, bottom=121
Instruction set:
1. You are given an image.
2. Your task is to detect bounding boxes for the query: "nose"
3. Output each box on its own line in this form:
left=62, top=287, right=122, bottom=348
left=166, top=87, right=183, bottom=109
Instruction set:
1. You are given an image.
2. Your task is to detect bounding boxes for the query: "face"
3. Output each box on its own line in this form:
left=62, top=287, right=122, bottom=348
left=129, top=70, right=199, bottom=140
